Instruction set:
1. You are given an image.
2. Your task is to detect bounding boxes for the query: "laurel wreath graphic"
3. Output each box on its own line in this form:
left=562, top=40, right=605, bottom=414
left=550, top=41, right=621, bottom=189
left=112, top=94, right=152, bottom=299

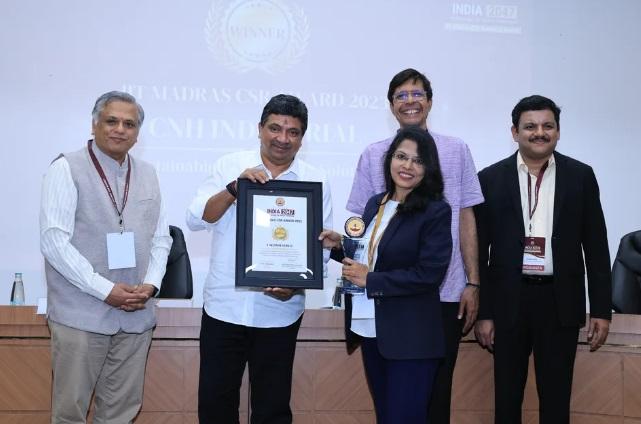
left=204, top=0, right=310, bottom=75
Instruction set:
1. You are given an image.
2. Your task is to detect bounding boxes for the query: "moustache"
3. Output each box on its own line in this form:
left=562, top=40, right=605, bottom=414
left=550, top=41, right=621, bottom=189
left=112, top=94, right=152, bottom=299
left=529, top=136, right=550, bottom=143
left=271, top=141, right=290, bottom=149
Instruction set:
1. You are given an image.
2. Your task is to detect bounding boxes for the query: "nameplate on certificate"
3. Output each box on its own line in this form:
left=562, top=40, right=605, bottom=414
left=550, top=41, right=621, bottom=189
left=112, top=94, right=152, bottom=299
left=251, top=195, right=307, bottom=273
left=235, top=179, right=324, bottom=289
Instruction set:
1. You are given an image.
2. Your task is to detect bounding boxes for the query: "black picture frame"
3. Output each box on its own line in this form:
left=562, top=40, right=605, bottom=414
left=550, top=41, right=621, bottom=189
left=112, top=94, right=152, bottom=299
left=235, top=178, right=324, bottom=289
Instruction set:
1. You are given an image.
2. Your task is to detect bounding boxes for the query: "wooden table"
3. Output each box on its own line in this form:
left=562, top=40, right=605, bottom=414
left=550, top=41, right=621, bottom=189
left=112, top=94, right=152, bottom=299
left=2, top=306, right=641, bottom=423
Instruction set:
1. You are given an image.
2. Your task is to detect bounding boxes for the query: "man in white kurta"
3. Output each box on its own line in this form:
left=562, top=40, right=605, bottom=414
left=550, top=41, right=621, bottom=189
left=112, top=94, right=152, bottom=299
left=40, top=91, right=171, bottom=424
left=187, top=94, right=332, bottom=424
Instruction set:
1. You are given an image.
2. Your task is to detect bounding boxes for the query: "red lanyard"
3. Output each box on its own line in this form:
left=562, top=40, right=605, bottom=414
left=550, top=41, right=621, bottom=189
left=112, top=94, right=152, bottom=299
left=87, top=140, right=131, bottom=232
left=526, top=161, right=549, bottom=232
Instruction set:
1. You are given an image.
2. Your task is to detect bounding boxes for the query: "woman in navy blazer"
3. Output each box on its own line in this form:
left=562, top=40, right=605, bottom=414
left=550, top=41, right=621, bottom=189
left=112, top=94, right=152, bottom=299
left=320, top=127, right=452, bottom=423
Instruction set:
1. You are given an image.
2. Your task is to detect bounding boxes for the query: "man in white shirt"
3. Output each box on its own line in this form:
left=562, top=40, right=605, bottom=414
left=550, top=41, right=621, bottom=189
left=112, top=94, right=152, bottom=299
left=40, top=91, right=172, bottom=423
left=187, top=94, right=332, bottom=424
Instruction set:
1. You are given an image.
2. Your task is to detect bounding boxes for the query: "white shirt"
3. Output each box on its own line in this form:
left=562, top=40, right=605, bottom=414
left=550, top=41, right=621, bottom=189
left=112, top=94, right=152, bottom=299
left=517, top=152, right=555, bottom=275
left=40, top=155, right=172, bottom=301
left=186, top=150, right=333, bottom=328
left=350, top=199, right=399, bottom=338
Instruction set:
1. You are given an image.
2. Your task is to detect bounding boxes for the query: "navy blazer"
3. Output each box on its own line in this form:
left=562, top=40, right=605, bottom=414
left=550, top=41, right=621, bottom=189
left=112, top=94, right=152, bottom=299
left=341, top=193, right=452, bottom=360
left=475, top=151, right=612, bottom=328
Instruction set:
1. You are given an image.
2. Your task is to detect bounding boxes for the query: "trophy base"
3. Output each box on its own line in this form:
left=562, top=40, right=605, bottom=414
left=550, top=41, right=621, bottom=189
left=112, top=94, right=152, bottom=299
left=338, top=283, right=365, bottom=295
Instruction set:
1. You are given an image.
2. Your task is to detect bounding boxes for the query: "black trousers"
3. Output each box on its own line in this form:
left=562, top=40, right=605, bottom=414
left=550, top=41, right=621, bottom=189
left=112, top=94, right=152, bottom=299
left=493, top=284, right=579, bottom=424
left=198, top=312, right=302, bottom=424
left=361, top=337, right=440, bottom=424
left=427, top=301, right=464, bottom=424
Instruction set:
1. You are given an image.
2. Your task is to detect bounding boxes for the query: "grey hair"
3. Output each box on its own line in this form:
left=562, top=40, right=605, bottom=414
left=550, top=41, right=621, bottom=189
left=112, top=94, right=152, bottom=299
left=91, top=91, right=145, bottom=126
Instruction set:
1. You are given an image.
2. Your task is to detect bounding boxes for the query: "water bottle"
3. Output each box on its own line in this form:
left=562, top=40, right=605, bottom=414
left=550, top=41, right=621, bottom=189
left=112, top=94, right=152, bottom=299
left=10, top=272, right=25, bottom=305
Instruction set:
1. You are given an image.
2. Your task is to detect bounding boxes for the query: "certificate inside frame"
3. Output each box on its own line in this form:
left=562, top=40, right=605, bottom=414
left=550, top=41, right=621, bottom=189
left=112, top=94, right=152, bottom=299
left=235, top=179, right=324, bottom=289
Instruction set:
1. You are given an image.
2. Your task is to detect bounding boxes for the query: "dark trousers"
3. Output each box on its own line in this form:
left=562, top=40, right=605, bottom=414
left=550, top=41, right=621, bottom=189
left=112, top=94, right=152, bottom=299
left=493, top=284, right=579, bottom=424
left=361, top=337, right=440, bottom=424
left=198, top=312, right=302, bottom=424
left=427, top=301, right=464, bottom=424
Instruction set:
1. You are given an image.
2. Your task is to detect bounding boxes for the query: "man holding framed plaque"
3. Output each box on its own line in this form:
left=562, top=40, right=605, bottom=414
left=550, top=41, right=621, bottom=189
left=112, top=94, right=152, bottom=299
left=186, top=94, right=332, bottom=424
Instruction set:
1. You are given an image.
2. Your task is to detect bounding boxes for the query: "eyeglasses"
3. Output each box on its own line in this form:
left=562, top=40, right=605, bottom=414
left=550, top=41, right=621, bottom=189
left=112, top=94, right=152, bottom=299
left=393, top=90, right=428, bottom=103
left=392, top=151, right=424, bottom=167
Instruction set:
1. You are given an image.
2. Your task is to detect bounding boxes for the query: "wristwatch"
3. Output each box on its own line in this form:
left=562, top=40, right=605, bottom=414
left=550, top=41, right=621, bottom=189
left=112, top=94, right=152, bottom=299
left=226, top=180, right=237, bottom=198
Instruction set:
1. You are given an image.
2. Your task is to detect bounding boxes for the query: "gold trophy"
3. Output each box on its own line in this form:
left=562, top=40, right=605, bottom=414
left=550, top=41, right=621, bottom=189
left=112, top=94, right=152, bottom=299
left=338, top=216, right=366, bottom=294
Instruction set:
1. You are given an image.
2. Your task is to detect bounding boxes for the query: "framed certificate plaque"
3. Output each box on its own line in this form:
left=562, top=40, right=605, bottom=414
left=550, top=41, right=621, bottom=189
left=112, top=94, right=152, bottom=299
left=235, top=179, right=324, bottom=289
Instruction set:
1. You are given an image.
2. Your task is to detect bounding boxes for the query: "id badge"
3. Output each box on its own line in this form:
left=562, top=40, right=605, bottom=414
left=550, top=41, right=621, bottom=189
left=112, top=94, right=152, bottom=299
left=106, top=232, right=136, bottom=269
left=522, top=236, right=545, bottom=272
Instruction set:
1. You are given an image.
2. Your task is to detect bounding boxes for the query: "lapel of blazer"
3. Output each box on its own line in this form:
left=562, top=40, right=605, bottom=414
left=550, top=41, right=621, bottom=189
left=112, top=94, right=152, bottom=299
left=362, top=194, right=402, bottom=265
left=363, top=193, right=401, bottom=264
left=362, top=194, right=383, bottom=227
left=376, top=210, right=402, bottom=262
left=552, top=151, right=566, bottom=236
left=504, top=153, right=525, bottom=236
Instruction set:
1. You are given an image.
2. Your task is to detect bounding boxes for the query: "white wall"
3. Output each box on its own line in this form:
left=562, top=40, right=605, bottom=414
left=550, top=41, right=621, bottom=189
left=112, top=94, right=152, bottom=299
left=1, top=0, right=639, bottom=307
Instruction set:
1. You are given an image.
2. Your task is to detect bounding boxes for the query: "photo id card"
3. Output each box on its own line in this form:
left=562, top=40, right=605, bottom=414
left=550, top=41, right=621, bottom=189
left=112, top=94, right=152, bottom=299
left=106, top=232, right=136, bottom=269
left=522, top=236, right=545, bottom=272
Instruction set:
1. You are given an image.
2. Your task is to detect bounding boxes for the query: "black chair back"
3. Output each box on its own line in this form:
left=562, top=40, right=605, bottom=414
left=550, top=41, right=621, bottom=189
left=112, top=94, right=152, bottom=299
left=159, top=225, right=194, bottom=299
left=612, top=230, right=641, bottom=313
